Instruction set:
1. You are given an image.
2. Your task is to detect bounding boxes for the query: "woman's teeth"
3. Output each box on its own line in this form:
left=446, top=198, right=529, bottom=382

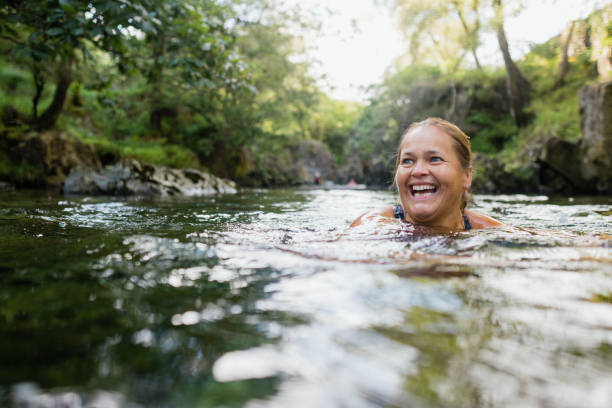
left=412, top=185, right=437, bottom=196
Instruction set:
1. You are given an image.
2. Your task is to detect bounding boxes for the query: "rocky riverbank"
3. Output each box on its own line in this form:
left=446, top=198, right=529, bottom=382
left=1, top=79, right=610, bottom=196
left=0, top=131, right=237, bottom=196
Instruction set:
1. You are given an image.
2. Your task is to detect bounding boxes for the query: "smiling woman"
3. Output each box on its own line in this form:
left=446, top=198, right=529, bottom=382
left=351, top=117, right=502, bottom=230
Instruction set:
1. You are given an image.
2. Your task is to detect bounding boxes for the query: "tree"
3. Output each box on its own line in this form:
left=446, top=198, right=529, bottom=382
left=121, top=0, right=249, bottom=138
left=391, top=0, right=532, bottom=126
left=0, top=0, right=142, bottom=129
left=554, top=20, right=575, bottom=88
left=491, top=0, right=531, bottom=126
left=391, top=0, right=483, bottom=70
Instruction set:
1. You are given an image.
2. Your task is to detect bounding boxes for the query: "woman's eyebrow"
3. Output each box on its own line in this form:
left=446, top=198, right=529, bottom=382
left=401, top=149, right=442, bottom=156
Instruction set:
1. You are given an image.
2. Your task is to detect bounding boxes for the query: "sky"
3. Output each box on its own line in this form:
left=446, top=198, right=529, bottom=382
left=288, top=0, right=608, bottom=101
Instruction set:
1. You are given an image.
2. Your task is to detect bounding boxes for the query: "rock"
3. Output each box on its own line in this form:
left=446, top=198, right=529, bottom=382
left=567, top=20, right=589, bottom=58
left=289, top=140, right=336, bottom=185
left=11, top=382, right=82, bottom=408
left=579, top=81, right=612, bottom=176
left=472, top=153, right=537, bottom=194
left=38, top=131, right=102, bottom=186
left=362, top=158, right=392, bottom=187
left=537, top=138, right=586, bottom=193
left=538, top=138, right=584, bottom=185
left=335, top=151, right=364, bottom=184
left=63, top=159, right=237, bottom=196
left=537, top=80, right=612, bottom=194
left=3, top=131, right=101, bottom=187
left=588, top=5, right=612, bottom=78
left=0, top=181, right=14, bottom=191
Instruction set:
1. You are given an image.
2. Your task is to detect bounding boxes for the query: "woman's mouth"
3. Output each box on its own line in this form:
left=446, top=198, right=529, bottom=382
left=410, top=184, right=437, bottom=198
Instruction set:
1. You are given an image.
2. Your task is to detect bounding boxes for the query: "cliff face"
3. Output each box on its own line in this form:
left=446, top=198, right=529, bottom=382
left=538, top=81, right=612, bottom=194
left=563, top=5, right=612, bottom=79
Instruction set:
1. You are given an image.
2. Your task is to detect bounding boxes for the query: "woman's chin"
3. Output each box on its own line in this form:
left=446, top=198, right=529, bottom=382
left=406, top=210, right=437, bottom=225
left=403, top=202, right=438, bottom=222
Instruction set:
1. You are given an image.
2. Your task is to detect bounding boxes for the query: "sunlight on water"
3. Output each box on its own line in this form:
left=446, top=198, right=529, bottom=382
left=0, top=189, right=611, bottom=407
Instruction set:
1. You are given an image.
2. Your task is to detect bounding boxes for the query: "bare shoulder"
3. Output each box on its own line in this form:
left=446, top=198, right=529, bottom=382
left=349, top=205, right=395, bottom=227
left=464, top=209, right=503, bottom=229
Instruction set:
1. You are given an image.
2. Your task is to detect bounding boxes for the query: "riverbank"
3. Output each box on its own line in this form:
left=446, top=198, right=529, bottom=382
left=1, top=5, right=611, bottom=196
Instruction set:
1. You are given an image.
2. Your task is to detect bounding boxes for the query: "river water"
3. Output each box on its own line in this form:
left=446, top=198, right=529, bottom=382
left=1, top=189, right=611, bottom=407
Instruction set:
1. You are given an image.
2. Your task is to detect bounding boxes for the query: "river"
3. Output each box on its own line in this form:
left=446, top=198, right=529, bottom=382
left=1, top=189, right=611, bottom=407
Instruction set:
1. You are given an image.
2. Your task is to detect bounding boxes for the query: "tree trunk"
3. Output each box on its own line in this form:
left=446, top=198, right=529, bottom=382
left=452, top=0, right=482, bottom=69
left=496, top=20, right=531, bottom=126
left=554, top=21, right=575, bottom=88
left=149, top=33, right=166, bottom=135
left=470, top=48, right=482, bottom=69
left=31, top=63, right=45, bottom=119
left=35, top=59, right=72, bottom=130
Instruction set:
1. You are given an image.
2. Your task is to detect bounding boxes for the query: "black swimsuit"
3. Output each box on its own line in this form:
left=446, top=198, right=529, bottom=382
left=392, top=204, right=471, bottom=230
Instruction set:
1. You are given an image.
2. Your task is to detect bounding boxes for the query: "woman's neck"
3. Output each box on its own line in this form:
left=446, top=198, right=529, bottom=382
left=406, top=210, right=465, bottom=231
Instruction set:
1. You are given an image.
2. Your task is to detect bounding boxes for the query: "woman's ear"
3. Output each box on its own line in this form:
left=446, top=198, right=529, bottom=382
left=465, top=166, right=473, bottom=188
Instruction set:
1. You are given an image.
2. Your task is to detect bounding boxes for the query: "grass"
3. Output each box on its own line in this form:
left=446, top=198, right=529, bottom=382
left=0, top=62, right=203, bottom=171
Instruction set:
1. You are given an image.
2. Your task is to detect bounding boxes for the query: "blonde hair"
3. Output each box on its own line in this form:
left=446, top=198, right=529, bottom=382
left=393, top=117, right=472, bottom=211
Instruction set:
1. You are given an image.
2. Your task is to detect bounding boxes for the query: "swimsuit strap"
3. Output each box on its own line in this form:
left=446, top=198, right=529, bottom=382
left=463, top=215, right=471, bottom=230
left=394, top=204, right=472, bottom=231
left=393, top=204, right=405, bottom=220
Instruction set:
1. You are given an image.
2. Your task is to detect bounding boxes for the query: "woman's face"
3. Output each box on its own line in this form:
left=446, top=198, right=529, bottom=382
left=395, top=125, right=472, bottom=228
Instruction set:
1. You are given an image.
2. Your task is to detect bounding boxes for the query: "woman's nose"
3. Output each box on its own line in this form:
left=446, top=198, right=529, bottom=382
left=411, top=160, right=429, bottom=176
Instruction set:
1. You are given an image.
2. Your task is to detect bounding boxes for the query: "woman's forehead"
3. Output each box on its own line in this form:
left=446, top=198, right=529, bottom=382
left=400, top=125, right=453, bottom=151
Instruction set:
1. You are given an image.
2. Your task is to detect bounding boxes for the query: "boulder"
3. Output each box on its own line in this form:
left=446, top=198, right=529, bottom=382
left=63, top=159, right=237, bottom=196
left=3, top=131, right=101, bottom=187
left=335, top=151, right=364, bottom=184
left=537, top=138, right=586, bottom=193
left=362, top=158, right=392, bottom=187
left=537, top=80, right=612, bottom=193
left=472, top=153, right=536, bottom=194
left=579, top=81, right=612, bottom=174
left=579, top=80, right=612, bottom=192
left=289, top=140, right=336, bottom=185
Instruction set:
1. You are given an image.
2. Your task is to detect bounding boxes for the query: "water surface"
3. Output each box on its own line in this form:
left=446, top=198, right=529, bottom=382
left=1, top=189, right=611, bottom=407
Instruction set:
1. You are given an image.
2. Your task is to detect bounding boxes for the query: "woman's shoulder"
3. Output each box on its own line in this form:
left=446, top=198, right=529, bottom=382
left=464, top=209, right=503, bottom=229
left=349, top=205, right=396, bottom=227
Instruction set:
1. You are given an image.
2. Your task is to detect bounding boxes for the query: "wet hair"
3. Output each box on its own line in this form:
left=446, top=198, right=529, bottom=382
left=393, top=117, right=472, bottom=211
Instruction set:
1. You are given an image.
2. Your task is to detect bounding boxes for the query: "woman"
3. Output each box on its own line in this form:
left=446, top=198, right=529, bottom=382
left=351, top=117, right=501, bottom=230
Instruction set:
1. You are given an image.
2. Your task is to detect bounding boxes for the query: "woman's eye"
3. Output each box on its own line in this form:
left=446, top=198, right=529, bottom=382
left=402, top=158, right=413, bottom=165
left=431, top=156, right=442, bottom=162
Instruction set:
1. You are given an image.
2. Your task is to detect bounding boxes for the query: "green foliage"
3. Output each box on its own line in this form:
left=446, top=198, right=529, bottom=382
left=351, top=65, right=443, bottom=162
left=6, top=159, right=44, bottom=186
left=0, top=0, right=606, bottom=189
left=466, top=110, right=517, bottom=153
left=308, top=96, right=362, bottom=164
left=505, top=37, right=600, bottom=167
left=391, top=0, right=484, bottom=70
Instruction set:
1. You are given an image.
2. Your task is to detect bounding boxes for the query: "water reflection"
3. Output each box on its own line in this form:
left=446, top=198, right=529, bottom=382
left=0, top=190, right=611, bottom=407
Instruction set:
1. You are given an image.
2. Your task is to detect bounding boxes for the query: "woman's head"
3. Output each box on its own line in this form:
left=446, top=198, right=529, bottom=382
left=394, top=117, right=473, bottom=228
